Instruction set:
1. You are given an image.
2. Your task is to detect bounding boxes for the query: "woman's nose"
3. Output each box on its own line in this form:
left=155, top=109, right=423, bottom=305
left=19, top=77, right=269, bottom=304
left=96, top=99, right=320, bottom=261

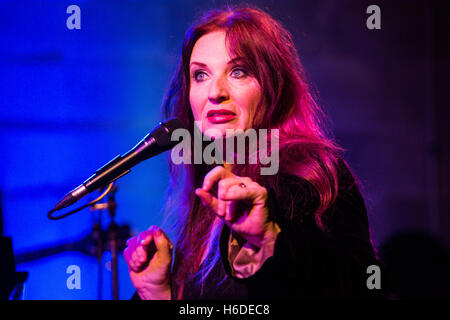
left=208, top=77, right=229, bottom=104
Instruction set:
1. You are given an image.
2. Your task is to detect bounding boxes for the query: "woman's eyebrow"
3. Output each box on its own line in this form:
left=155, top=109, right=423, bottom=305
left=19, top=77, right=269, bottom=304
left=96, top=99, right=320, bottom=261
left=190, top=61, right=207, bottom=68
left=227, top=57, right=244, bottom=65
left=190, top=57, right=244, bottom=68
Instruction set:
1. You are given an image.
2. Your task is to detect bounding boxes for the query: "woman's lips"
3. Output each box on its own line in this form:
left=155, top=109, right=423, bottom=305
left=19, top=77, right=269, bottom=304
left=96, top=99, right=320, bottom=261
left=206, top=109, right=236, bottom=124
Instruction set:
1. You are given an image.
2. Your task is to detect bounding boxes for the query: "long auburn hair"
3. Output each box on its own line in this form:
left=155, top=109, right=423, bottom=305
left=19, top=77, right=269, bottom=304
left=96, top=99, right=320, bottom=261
left=160, top=5, right=344, bottom=299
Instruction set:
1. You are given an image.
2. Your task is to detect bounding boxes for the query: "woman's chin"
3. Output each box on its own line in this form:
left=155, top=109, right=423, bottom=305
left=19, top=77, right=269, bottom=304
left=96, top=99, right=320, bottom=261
left=202, top=122, right=245, bottom=138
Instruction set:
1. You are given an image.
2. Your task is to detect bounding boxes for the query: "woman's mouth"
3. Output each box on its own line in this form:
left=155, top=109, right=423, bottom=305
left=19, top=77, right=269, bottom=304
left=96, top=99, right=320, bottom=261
left=206, top=109, right=236, bottom=124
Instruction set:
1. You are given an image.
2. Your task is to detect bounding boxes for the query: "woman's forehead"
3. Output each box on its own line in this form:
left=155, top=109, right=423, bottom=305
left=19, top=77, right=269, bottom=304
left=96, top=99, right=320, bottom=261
left=190, top=31, right=233, bottom=64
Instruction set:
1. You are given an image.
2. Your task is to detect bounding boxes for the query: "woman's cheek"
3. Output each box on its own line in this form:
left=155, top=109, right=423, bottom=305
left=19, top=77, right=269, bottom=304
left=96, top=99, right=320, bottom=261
left=239, top=112, right=250, bottom=131
left=241, top=100, right=259, bottom=130
left=189, top=91, right=203, bottom=121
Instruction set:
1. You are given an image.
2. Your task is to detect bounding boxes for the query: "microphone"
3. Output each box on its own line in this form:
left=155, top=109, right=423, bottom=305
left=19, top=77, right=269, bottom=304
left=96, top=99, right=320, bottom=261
left=50, top=118, right=184, bottom=213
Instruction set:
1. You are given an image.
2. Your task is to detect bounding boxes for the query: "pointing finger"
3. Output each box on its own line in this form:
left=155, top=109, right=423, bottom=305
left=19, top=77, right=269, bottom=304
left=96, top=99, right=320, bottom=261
left=202, top=166, right=234, bottom=192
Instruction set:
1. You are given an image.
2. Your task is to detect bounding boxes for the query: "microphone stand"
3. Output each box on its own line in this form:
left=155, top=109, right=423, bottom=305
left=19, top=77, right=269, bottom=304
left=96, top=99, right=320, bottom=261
left=90, top=184, right=119, bottom=300
left=91, top=212, right=103, bottom=300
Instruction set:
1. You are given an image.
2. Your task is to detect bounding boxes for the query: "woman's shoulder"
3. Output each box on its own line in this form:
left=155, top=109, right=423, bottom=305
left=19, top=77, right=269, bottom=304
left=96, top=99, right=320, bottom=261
left=324, top=158, right=371, bottom=239
left=274, top=156, right=368, bottom=230
left=277, top=155, right=356, bottom=193
left=335, top=157, right=361, bottom=193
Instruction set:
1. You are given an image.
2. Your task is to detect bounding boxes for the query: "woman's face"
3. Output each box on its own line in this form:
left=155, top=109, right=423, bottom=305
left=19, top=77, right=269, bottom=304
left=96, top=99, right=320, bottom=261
left=189, top=31, right=263, bottom=137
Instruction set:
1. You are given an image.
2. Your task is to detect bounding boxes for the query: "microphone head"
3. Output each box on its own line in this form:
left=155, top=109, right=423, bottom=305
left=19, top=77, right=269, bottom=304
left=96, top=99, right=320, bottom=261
left=150, top=118, right=185, bottom=149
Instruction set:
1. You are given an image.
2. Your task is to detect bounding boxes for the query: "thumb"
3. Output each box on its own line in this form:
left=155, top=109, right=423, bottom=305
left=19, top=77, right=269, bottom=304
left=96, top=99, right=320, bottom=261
left=152, top=227, right=173, bottom=261
left=195, top=188, right=218, bottom=213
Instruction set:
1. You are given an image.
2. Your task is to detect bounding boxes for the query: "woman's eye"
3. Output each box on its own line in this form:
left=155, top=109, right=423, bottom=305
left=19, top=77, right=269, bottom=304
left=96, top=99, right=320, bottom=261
left=231, top=68, right=247, bottom=79
left=193, top=71, right=208, bottom=82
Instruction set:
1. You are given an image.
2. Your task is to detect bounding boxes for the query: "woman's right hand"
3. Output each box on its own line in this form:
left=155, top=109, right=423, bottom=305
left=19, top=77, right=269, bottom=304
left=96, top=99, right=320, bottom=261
left=124, top=225, right=173, bottom=300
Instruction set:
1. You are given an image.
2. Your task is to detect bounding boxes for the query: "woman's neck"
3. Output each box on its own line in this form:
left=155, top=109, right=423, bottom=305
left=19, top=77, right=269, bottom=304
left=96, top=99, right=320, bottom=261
left=223, top=161, right=234, bottom=171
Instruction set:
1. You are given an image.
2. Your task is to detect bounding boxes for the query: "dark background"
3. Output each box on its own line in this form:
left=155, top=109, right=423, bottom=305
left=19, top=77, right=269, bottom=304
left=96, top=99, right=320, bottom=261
left=0, top=0, right=448, bottom=299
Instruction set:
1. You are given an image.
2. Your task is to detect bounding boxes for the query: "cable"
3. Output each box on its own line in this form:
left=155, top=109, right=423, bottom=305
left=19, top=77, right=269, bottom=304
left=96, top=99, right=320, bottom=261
left=47, top=183, right=114, bottom=220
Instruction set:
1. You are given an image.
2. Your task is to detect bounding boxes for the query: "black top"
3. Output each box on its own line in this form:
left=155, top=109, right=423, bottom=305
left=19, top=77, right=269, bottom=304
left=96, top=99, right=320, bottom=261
left=181, top=160, right=387, bottom=300
left=132, top=160, right=387, bottom=300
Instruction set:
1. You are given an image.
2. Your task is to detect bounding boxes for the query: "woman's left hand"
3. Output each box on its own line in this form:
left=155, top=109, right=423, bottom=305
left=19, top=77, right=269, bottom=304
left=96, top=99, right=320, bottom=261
left=195, top=166, right=278, bottom=248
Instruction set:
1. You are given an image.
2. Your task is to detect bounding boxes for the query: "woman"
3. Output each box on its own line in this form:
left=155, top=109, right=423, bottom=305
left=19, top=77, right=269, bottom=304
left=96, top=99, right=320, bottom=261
left=124, top=5, right=385, bottom=300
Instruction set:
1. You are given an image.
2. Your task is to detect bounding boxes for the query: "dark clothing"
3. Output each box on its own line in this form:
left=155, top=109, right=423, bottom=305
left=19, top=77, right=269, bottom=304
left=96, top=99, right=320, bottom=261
left=182, top=160, right=386, bottom=299
left=132, top=160, right=386, bottom=300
